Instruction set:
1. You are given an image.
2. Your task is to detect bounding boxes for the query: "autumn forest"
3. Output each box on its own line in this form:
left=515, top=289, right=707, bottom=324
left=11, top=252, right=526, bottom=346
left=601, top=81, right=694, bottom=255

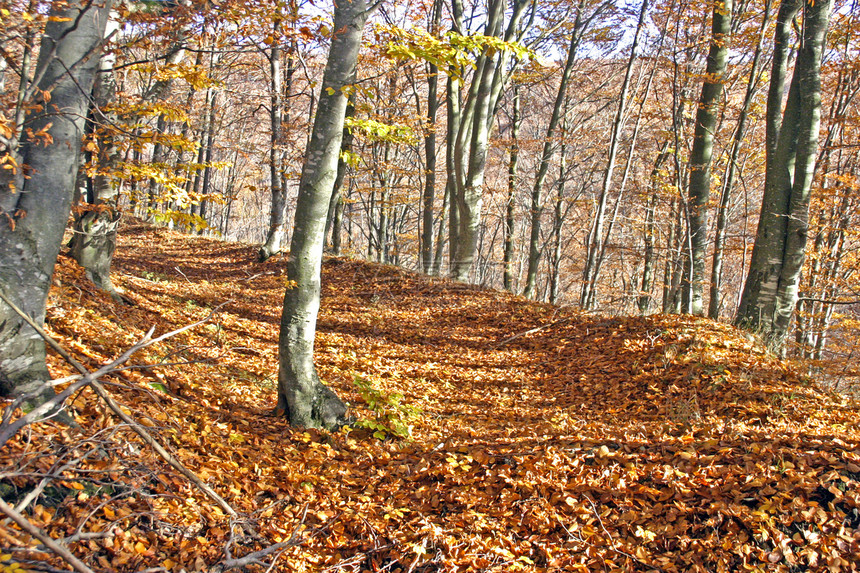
left=1, top=0, right=859, bottom=570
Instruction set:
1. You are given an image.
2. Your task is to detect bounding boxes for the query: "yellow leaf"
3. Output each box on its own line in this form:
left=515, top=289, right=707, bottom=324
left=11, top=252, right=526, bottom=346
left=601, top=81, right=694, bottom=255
left=134, top=541, right=146, bottom=554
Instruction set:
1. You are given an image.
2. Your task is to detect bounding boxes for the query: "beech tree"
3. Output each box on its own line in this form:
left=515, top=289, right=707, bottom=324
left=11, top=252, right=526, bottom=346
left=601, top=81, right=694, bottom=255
left=449, top=0, right=533, bottom=282
left=276, top=0, right=370, bottom=429
left=69, top=14, right=124, bottom=302
left=684, top=0, right=731, bottom=315
left=735, top=0, right=835, bottom=349
left=0, top=0, right=112, bottom=407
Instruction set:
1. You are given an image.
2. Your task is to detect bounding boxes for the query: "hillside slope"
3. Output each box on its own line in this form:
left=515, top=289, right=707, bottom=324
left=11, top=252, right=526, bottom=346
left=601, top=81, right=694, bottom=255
left=2, top=220, right=859, bottom=572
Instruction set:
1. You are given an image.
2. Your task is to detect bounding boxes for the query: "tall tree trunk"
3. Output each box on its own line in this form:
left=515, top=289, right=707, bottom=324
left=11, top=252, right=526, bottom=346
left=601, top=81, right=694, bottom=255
left=0, top=0, right=112, bottom=407
left=198, top=88, right=218, bottom=233
left=503, top=86, right=521, bottom=292
left=735, top=0, right=834, bottom=350
left=548, top=149, right=567, bottom=305
left=259, top=27, right=296, bottom=261
left=433, top=172, right=449, bottom=276
left=325, top=98, right=355, bottom=254
left=639, top=148, right=670, bottom=314
left=522, top=0, right=599, bottom=298
left=420, top=0, right=443, bottom=275
left=276, top=0, right=368, bottom=429
left=708, top=0, right=771, bottom=319
left=70, top=14, right=125, bottom=302
left=446, top=74, right=461, bottom=273
left=684, top=0, right=732, bottom=315
left=580, top=0, right=649, bottom=309
left=449, top=0, right=532, bottom=282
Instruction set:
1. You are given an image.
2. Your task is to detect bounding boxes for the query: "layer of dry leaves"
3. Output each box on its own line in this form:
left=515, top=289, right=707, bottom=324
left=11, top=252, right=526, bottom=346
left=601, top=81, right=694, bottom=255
left=2, top=219, right=859, bottom=572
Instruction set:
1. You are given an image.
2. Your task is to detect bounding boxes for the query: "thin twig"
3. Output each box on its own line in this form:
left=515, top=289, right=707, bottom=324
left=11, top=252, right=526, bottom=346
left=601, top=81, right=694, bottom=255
left=0, top=497, right=96, bottom=573
left=583, top=494, right=661, bottom=571
left=0, top=291, right=238, bottom=517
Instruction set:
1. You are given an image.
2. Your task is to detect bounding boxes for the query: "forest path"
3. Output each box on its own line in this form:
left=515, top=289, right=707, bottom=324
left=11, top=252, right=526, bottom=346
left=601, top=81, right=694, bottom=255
left=27, top=219, right=860, bottom=572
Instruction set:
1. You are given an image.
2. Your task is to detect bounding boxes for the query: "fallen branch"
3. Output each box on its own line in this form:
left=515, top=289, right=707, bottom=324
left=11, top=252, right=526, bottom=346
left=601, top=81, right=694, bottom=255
left=494, top=317, right=572, bottom=349
left=212, top=505, right=310, bottom=572
left=0, top=497, right=96, bottom=573
left=0, top=291, right=238, bottom=518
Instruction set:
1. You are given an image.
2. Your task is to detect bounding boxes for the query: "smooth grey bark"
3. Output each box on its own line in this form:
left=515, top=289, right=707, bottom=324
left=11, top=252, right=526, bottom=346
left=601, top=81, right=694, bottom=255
left=0, top=0, right=112, bottom=406
left=503, top=86, right=520, bottom=292
left=197, top=88, right=218, bottom=232
left=522, top=0, right=602, bottom=299
left=684, top=0, right=732, bottom=316
left=796, top=55, right=859, bottom=359
left=420, top=64, right=439, bottom=274
left=446, top=73, right=462, bottom=274
left=735, top=0, right=834, bottom=350
left=708, top=0, right=771, bottom=319
left=580, top=0, right=648, bottom=310
left=432, top=163, right=449, bottom=276
left=638, top=148, right=670, bottom=314
left=449, top=0, right=533, bottom=282
left=70, top=15, right=125, bottom=301
left=259, top=22, right=296, bottom=262
left=325, top=99, right=355, bottom=255
left=548, top=149, right=567, bottom=305
left=420, top=0, right=443, bottom=275
left=445, top=0, right=465, bottom=274
left=276, top=0, right=368, bottom=429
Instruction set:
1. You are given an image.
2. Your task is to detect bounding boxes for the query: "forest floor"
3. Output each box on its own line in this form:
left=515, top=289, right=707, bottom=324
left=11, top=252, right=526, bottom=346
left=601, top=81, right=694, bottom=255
left=2, top=219, right=860, bottom=573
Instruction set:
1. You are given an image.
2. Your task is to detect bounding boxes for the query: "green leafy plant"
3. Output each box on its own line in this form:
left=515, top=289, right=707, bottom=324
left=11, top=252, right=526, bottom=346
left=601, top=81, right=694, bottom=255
left=351, top=376, right=420, bottom=440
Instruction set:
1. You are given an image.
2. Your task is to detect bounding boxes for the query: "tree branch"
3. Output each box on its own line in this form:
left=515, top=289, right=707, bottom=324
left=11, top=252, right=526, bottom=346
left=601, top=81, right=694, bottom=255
left=0, top=497, right=96, bottom=573
left=0, top=290, right=239, bottom=518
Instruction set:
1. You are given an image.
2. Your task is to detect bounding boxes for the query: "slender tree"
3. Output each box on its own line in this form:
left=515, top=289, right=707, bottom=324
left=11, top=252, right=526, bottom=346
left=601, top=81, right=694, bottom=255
left=276, top=0, right=370, bottom=429
left=684, top=0, right=732, bottom=315
left=503, top=85, right=521, bottom=292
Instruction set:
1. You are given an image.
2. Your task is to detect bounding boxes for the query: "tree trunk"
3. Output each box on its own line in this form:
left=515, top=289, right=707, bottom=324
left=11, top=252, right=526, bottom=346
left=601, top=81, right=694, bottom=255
left=0, top=0, right=112, bottom=406
left=420, top=0, right=443, bottom=275
left=325, top=98, right=355, bottom=254
left=446, top=73, right=462, bottom=275
left=708, top=0, right=771, bottom=319
left=449, top=0, right=532, bottom=282
left=503, top=86, right=520, bottom=292
left=70, top=14, right=125, bottom=302
left=639, top=148, right=670, bottom=314
left=735, top=0, right=834, bottom=350
left=548, top=150, right=567, bottom=304
left=684, top=0, right=732, bottom=316
left=259, top=29, right=295, bottom=261
left=580, top=0, right=649, bottom=309
left=276, top=0, right=368, bottom=429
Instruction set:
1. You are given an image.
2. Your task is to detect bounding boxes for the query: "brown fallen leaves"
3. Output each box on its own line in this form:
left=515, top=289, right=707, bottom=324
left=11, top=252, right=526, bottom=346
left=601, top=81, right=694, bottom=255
left=1, top=219, right=859, bottom=572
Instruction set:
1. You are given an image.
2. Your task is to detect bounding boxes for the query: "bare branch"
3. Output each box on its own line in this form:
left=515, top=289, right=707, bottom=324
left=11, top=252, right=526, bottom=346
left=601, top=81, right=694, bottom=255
left=0, top=290, right=239, bottom=517
left=0, top=497, right=96, bottom=573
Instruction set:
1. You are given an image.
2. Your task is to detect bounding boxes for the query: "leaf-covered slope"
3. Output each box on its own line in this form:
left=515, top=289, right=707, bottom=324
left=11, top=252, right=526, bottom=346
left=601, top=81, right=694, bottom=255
left=2, top=219, right=859, bottom=572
